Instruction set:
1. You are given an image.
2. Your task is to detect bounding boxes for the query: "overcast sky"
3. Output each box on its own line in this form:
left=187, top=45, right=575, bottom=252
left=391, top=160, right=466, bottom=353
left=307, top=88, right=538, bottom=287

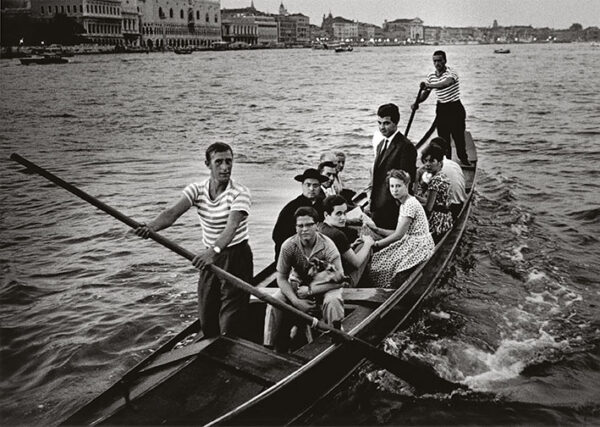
left=221, top=0, right=599, bottom=29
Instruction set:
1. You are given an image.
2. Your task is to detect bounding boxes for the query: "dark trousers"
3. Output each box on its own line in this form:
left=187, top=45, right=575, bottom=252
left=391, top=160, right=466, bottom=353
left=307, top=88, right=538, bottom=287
left=197, top=240, right=253, bottom=339
left=436, top=101, right=468, bottom=162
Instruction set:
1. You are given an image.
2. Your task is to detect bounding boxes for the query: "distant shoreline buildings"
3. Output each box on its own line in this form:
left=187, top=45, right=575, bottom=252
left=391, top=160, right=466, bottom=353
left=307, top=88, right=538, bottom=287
left=1, top=0, right=598, bottom=49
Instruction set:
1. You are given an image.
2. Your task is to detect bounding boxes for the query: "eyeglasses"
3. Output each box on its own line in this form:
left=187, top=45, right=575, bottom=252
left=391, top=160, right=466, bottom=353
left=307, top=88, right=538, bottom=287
left=296, top=222, right=316, bottom=229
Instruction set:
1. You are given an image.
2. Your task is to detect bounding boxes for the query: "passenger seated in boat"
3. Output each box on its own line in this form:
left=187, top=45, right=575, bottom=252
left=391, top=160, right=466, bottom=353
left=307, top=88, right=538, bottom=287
left=428, top=137, right=467, bottom=220
left=267, top=207, right=346, bottom=352
left=320, top=151, right=343, bottom=194
left=335, top=151, right=358, bottom=204
left=364, top=170, right=434, bottom=288
left=317, top=161, right=338, bottom=198
left=272, top=168, right=328, bottom=261
left=414, top=143, right=453, bottom=242
left=318, top=195, right=375, bottom=286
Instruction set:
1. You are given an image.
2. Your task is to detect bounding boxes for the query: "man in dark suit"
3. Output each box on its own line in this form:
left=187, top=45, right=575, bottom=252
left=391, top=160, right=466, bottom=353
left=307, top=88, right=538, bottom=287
left=370, top=103, right=417, bottom=229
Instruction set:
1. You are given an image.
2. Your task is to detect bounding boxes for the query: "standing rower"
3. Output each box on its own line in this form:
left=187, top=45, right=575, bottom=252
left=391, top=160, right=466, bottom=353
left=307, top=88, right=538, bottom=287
left=412, top=50, right=472, bottom=166
left=135, top=142, right=253, bottom=339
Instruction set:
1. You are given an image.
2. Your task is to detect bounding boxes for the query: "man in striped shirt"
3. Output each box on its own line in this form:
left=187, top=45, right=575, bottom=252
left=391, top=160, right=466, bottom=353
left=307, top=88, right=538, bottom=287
left=135, top=142, right=253, bottom=339
left=412, top=50, right=472, bottom=166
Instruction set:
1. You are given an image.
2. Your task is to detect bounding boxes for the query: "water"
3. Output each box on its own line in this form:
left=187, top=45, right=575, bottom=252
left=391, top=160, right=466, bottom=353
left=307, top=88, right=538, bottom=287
left=1, top=44, right=599, bottom=425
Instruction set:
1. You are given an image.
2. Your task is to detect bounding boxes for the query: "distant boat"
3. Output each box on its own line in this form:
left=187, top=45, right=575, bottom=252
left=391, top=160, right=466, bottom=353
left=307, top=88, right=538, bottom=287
left=334, top=43, right=353, bottom=53
left=174, top=48, right=193, bottom=55
left=20, top=54, right=69, bottom=65
left=210, top=41, right=229, bottom=51
left=591, top=42, right=600, bottom=47
left=494, top=48, right=511, bottom=54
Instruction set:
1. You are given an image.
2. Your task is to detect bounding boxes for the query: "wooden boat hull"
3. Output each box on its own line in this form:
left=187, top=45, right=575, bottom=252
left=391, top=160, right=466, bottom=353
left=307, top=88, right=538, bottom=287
left=62, top=135, right=477, bottom=426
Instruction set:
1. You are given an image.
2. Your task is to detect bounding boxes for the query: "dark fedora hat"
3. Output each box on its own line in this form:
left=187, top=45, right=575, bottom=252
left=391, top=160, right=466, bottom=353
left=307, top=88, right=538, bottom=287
left=294, top=168, right=328, bottom=183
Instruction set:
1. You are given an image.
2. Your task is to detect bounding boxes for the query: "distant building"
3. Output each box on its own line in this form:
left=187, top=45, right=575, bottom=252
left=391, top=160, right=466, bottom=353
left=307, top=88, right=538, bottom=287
left=383, top=17, right=423, bottom=42
left=273, top=3, right=309, bottom=46
left=221, top=2, right=277, bottom=46
left=321, top=13, right=357, bottom=41
left=121, top=0, right=141, bottom=46
left=358, top=22, right=379, bottom=42
left=139, top=0, right=221, bottom=49
left=30, top=0, right=124, bottom=45
left=255, top=15, right=277, bottom=45
left=310, top=23, right=328, bottom=42
left=221, top=14, right=257, bottom=45
left=221, top=2, right=309, bottom=46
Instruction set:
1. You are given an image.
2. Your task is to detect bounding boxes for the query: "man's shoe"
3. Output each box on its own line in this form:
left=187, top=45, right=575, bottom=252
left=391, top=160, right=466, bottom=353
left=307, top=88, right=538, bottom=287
left=460, top=158, right=473, bottom=166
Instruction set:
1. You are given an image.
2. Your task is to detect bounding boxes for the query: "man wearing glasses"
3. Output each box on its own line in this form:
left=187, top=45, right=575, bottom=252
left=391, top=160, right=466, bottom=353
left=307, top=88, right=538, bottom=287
left=268, top=206, right=345, bottom=353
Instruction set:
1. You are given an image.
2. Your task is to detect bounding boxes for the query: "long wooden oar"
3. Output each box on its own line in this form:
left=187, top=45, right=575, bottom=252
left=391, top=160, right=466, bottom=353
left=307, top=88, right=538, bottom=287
left=405, top=84, right=425, bottom=138
left=10, top=153, right=464, bottom=395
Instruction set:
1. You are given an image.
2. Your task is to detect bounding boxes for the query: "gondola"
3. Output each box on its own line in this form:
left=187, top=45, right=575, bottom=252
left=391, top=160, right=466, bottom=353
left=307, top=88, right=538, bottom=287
left=14, top=131, right=478, bottom=425
left=19, top=54, right=69, bottom=65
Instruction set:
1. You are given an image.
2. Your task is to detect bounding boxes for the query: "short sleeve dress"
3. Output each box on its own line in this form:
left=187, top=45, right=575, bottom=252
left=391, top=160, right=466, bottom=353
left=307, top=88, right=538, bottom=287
left=368, top=196, right=434, bottom=288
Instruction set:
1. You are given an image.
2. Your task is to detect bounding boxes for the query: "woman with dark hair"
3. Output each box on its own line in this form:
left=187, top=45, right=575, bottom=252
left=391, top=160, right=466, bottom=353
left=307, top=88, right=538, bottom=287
left=416, top=144, right=453, bottom=242
left=365, top=169, right=434, bottom=288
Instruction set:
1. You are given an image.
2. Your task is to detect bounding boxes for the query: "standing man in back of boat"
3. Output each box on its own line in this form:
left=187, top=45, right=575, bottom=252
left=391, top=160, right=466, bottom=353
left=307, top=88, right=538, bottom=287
left=412, top=50, right=473, bottom=166
left=370, top=103, right=417, bottom=230
left=134, top=142, right=253, bottom=339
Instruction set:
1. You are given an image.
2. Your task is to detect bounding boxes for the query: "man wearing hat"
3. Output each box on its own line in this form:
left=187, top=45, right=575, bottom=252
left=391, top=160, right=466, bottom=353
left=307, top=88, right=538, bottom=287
left=272, top=168, right=328, bottom=261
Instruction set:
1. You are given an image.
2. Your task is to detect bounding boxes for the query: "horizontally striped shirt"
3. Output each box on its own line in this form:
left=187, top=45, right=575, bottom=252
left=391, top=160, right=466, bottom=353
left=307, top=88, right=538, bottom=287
left=183, top=178, right=251, bottom=248
left=427, top=66, right=460, bottom=103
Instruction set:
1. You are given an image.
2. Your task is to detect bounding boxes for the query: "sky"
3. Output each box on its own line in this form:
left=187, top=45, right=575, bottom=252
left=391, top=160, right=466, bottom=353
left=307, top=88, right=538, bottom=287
left=221, top=0, right=600, bottom=29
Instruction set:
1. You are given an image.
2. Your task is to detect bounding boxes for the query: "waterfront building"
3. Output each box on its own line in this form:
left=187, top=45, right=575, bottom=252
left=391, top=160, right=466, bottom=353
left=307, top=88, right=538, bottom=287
left=255, top=15, right=277, bottom=45
left=138, top=0, right=221, bottom=49
left=220, top=2, right=302, bottom=46
left=358, top=22, right=380, bottom=42
left=321, top=13, right=357, bottom=41
left=121, top=0, right=140, bottom=45
left=332, top=19, right=358, bottom=41
left=273, top=2, right=309, bottom=46
left=383, top=17, right=423, bottom=42
left=221, top=14, right=257, bottom=45
left=221, top=3, right=277, bottom=46
left=30, top=0, right=124, bottom=45
left=310, top=24, right=328, bottom=42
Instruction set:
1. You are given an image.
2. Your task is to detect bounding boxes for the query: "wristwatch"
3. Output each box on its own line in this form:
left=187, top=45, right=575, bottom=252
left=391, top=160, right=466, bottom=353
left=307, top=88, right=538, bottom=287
left=212, top=246, right=222, bottom=254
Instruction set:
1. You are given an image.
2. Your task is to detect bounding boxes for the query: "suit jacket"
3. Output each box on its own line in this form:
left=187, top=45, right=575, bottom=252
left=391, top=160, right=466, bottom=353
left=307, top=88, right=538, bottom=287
left=370, top=132, right=417, bottom=229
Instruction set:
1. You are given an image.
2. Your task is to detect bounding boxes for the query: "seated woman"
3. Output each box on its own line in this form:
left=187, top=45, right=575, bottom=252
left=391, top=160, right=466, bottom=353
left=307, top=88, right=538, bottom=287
left=365, top=169, right=434, bottom=288
left=415, top=144, right=453, bottom=242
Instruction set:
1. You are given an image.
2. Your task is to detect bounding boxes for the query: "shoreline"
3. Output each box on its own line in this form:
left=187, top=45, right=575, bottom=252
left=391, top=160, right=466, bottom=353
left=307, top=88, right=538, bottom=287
left=0, top=39, right=586, bottom=60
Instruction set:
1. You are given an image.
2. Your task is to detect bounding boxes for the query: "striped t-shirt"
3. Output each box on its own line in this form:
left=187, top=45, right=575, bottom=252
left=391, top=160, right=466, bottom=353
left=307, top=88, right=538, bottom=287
left=182, top=178, right=251, bottom=248
left=427, top=67, right=460, bottom=103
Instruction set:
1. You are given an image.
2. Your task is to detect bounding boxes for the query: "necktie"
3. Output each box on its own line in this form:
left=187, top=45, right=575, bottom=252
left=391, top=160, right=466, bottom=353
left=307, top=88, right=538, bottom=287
left=378, top=138, right=388, bottom=158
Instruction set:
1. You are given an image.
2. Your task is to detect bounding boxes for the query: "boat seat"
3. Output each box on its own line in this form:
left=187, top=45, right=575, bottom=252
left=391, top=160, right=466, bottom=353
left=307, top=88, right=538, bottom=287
left=197, top=335, right=307, bottom=386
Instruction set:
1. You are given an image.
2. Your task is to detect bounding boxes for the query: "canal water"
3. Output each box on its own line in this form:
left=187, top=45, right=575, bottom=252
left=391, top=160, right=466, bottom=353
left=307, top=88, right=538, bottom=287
left=1, top=44, right=598, bottom=425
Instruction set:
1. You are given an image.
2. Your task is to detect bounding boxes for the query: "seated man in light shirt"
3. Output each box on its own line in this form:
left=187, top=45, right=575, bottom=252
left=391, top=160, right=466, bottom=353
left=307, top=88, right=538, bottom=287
left=268, top=206, right=345, bottom=353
